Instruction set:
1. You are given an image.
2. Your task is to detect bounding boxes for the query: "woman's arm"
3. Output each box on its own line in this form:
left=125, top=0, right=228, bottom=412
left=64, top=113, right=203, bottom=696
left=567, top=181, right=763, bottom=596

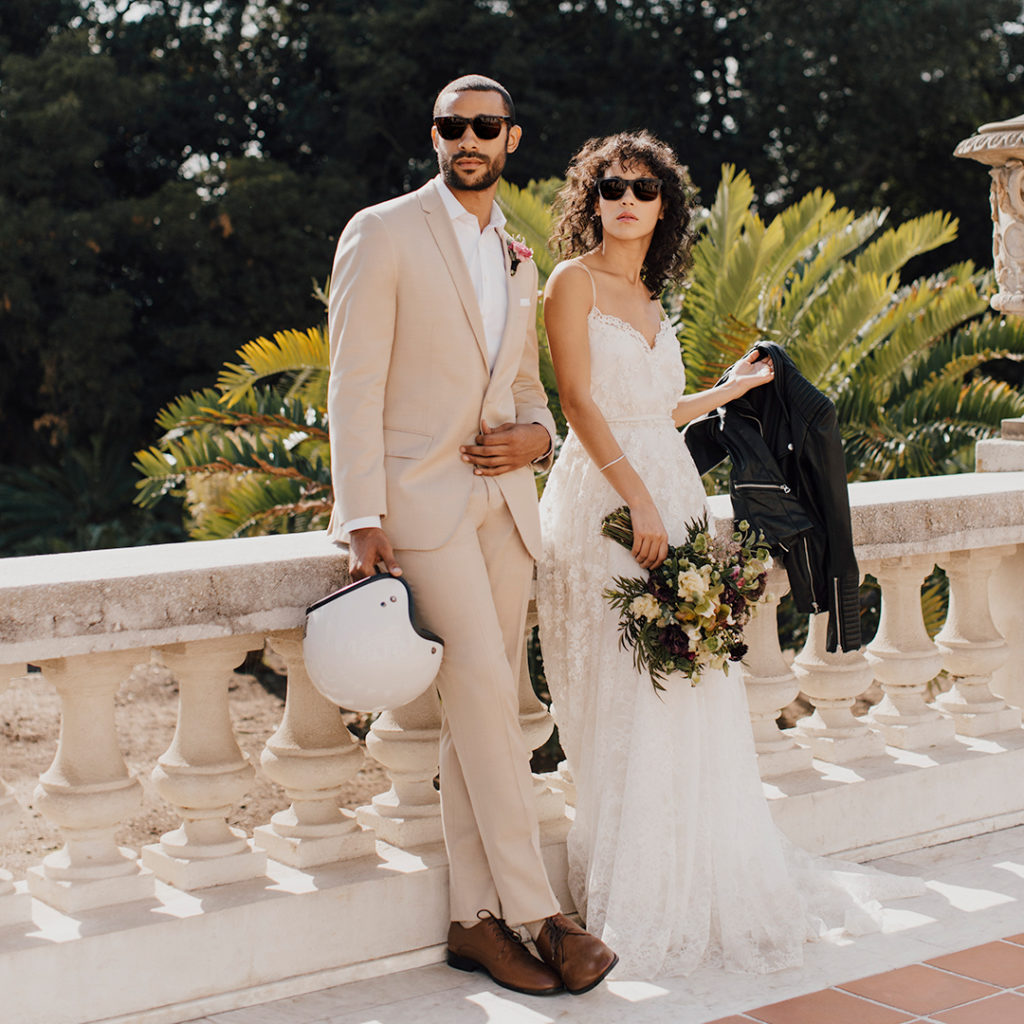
left=671, top=350, right=774, bottom=428
left=544, top=262, right=668, bottom=569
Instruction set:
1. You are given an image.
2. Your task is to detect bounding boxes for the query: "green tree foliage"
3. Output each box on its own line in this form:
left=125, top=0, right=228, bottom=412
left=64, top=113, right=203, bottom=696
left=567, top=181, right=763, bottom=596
left=0, top=1, right=353, bottom=479
left=732, top=0, right=1024, bottom=272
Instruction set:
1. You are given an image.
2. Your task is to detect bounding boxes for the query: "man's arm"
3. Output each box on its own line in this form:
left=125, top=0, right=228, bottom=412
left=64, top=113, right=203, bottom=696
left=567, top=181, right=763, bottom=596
left=327, top=210, right=399, bottom=568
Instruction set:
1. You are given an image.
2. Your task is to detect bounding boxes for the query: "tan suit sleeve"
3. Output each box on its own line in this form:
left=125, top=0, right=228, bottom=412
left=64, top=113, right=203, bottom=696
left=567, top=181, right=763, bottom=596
left=327, top=210, right=398, bottom=528
left=513, top=260, right=558, bottom=471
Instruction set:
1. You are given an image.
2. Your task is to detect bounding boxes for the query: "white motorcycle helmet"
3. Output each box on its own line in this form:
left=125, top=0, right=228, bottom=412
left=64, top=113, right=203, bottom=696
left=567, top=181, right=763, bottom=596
left=303, top=573, right=444, bottom=713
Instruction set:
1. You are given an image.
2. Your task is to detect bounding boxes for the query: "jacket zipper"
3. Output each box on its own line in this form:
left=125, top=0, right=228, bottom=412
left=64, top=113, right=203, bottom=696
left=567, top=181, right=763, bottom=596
left=803, top=536, right=820, bottom=613
left=833, top=575, right=842, bottom=647
left=734, top=482, right=791, bottom=494
left=736, top=411, right=765, bottom=436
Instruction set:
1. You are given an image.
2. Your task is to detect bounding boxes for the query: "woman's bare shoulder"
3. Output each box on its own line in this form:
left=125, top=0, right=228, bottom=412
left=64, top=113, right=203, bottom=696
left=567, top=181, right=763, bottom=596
left=546, top=258, right=594, bottom=303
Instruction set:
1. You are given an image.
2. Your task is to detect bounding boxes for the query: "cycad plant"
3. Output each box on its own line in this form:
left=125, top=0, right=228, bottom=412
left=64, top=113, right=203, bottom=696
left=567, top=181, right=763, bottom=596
left=134, top=321, right=332, bottom=539
left=679, top=166, right=1024, bottom=480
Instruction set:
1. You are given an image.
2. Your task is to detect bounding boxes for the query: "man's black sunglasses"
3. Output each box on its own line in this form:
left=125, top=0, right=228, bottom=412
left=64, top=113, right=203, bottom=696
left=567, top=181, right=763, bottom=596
left=433, top=115, right=513, bottom=141
left=597, top=176, right=663, bottom=202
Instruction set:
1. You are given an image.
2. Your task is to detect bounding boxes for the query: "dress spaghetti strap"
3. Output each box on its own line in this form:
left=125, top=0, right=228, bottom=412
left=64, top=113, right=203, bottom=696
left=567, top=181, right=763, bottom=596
left=575, top=260, right=598, bottom=312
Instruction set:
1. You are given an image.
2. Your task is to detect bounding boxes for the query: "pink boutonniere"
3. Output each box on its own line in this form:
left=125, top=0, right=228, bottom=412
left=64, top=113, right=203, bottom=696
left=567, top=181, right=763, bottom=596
left=507, top=236, right=533, bottom=277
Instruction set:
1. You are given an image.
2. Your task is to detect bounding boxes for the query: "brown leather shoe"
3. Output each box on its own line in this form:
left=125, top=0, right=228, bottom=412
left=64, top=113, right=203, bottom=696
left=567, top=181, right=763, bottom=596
left=534, top=912, right=618, bottom=995
left=447, top=911, right=563, bottom=996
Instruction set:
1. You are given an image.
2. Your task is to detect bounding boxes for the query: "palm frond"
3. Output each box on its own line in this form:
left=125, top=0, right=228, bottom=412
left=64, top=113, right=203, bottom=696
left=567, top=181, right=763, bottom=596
left=217, top=326, right=329, bottom=408
left=854, top=212, right=959, bottom=280
left=192, top=474, right=332, bottom=540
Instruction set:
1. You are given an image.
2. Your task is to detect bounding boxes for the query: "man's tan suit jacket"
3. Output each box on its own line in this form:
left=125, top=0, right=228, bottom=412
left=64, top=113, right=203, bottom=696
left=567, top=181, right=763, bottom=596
left=326, top=177, right=557, bottom=559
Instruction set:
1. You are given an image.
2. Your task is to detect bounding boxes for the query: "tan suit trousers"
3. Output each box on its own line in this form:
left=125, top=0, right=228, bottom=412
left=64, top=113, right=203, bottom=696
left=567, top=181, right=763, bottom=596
left=397, top=475, right=560, bottom=926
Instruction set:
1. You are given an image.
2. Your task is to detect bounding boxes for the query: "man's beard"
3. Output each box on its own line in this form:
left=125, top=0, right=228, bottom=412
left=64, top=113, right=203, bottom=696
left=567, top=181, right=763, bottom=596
left=439, top=149, right=506, bottom=192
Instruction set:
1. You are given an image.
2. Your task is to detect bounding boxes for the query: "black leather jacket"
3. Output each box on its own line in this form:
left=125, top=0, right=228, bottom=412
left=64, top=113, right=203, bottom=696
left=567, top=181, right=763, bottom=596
left=683, top=343, right=861, bottom=653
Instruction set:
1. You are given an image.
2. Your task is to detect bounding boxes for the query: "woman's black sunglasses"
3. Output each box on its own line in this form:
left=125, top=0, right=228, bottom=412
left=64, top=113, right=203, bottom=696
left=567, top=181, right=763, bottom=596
left=433, top=115, right=513, bottom=141
left=597, top=176, right=662, bottom=202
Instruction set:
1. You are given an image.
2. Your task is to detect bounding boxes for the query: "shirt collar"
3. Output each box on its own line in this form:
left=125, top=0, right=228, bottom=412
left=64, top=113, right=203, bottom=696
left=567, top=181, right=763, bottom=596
left=437, top=176, right=506, bottom=233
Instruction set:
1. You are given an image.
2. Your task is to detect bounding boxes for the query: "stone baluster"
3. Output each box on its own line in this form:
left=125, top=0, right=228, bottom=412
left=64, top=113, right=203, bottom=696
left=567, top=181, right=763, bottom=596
left=741, top=566, right=814, bottom=776
left=28, top=652, right=154, bottom=912
left=989, top=543, right=1024, bottom=710
left=790, top=595, right=885, bottom=762
left=865, top=555, right=956, bottom=749
left=141, top=636, right=267, bottom=889
left=519, top=603, right=565, bottom=822
left=934, top=547, right=1022, bottom=735
left=253, top=632, right=375, bottom=867
left=0, top=667, right=31, bottom=926
left=356, top=689, right=442, bottom=847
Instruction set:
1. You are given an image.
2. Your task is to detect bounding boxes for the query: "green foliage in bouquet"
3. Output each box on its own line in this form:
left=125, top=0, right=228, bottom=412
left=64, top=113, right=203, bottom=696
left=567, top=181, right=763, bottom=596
left=601, top=507, right=771, bottom=691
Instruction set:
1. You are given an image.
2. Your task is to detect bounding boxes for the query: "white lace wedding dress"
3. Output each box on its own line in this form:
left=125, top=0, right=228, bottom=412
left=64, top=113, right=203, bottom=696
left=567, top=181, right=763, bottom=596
left=537, top=301, right=921, bottom=979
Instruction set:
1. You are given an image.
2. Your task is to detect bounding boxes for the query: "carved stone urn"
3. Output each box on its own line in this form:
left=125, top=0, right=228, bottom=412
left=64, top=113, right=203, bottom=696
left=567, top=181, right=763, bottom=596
left=955, top=114, right=1024, bottom=315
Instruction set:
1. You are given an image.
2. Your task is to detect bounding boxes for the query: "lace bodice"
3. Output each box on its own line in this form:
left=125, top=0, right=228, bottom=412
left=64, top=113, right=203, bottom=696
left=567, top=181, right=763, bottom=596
left=586, top=308, right=684, bottom=424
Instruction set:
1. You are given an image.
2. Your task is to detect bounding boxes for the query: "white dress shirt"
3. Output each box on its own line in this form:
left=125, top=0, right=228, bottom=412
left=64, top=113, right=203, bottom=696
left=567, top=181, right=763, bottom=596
left=437, top=178, right=509, bottom=370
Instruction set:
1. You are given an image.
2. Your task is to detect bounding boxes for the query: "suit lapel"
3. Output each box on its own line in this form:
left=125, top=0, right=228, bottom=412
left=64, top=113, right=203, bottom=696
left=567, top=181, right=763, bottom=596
left=420, top=180, right=490, bottom=368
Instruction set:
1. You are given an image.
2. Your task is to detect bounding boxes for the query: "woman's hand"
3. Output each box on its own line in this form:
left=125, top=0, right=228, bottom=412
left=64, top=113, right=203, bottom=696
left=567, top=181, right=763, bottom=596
left=728, top=350, right=774, bottom=395
left=629, top=502, right=669, bottom=570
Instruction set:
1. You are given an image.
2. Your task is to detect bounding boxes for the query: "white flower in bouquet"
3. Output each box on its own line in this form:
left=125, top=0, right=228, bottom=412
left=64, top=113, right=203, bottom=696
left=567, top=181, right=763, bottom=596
left=629, top=593, right=663, bottom=622
left=676, top=568, right=706, bottom=602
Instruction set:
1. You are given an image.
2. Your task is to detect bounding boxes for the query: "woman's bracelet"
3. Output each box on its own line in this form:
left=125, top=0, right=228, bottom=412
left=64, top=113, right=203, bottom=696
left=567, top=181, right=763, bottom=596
left=598, top=453, right=626, bottom=472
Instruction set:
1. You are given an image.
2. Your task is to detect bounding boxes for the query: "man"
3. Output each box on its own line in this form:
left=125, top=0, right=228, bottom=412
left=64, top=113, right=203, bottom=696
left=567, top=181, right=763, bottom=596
left=326, top=75, right=617, bottom=996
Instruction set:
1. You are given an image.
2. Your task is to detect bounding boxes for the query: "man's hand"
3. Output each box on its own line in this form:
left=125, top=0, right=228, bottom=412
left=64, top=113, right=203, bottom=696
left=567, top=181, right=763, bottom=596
left=460, top=420, right=550, bottom=476
left=348, top=527, right=402, bottom=580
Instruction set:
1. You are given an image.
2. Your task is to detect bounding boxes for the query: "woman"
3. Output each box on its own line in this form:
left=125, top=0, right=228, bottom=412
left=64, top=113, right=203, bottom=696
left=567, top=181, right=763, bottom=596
left=537, top=131, right=918, bottom=979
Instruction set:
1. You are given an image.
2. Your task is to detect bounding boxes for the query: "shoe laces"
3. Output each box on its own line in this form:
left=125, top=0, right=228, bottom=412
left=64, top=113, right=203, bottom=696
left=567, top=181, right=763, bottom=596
left=477, top=909, right=525, bottom=947
left=545, top=915, right=570, bottom=957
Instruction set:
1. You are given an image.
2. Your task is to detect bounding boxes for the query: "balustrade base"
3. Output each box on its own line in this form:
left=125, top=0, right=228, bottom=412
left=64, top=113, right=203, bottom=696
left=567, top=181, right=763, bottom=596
left=867, top=714, right=957, bottom=750
left=354, top=780, right=563, bottom=846
left=141, top=840, right=268, bottom=891
left=354, top=806, right=444, bottom=847
left=757, top=744, right=815, bottom=778
left=790, top=727, right=887, bottom=764
left=0, top=877, right=32, bottom=927
left=26, top=861, right=155, bottom=913
left=935, top=698, right=1022, bottom=737
left=252, top=812, right=376, bottom=869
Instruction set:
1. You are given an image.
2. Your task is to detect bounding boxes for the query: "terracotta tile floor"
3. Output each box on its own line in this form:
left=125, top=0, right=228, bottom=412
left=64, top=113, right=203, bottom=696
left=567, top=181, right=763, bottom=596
left=708, top=937, right=1024, bottom=1024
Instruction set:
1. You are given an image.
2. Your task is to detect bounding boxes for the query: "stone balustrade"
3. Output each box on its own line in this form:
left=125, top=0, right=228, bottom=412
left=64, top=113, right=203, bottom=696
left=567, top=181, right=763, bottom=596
left=4, top=472, right=1024, bottom=1023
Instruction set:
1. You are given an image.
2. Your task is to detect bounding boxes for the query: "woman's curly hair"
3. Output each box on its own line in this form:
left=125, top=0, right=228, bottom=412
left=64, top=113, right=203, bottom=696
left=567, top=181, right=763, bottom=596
left=550, top=130, right=697, bottom=296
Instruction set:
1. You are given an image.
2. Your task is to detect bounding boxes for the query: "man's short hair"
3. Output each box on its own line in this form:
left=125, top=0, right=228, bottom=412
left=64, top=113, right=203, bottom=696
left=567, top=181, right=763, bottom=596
left=433, top=74, right=516, bottom=122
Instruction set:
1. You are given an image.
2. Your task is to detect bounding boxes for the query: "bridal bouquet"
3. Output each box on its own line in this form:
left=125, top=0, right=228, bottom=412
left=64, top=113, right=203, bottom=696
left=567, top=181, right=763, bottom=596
left=601, top=507, right=772, bottom=691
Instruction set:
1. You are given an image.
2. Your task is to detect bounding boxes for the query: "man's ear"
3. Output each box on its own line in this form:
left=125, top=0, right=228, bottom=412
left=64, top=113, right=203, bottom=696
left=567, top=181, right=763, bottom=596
left=506, top=124, right=523, bottom=154
left=430, top=125, right=440, bottom=153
